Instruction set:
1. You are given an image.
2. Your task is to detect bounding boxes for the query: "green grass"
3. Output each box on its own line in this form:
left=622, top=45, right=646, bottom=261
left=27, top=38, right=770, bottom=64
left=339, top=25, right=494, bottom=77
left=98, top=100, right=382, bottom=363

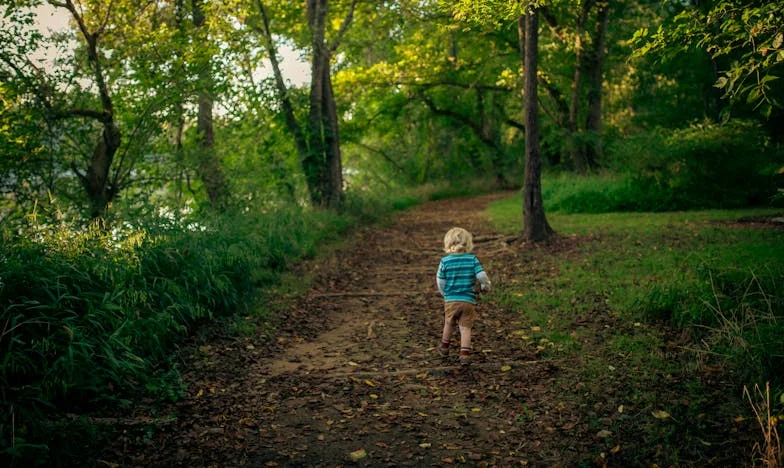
left=483, top=192, right=784, bottom=465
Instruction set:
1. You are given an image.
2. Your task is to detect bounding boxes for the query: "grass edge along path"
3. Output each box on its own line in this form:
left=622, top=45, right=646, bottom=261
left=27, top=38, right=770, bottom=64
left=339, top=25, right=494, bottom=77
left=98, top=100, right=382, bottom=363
left=483, top=192, right=784, bottom=466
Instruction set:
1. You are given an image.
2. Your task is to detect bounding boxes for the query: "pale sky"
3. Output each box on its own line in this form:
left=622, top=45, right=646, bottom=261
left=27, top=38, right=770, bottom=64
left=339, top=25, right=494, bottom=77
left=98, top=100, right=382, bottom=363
left=29, top=3, right=310, bottom=86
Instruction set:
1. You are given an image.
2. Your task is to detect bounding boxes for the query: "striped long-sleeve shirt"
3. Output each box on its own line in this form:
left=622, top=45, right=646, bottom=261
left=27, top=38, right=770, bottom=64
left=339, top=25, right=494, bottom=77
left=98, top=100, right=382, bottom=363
left=436, top=253, right=489, bottom=304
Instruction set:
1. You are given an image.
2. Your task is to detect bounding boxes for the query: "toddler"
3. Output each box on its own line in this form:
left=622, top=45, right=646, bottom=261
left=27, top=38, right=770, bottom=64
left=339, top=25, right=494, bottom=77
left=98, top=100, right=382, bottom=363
left=436, top=227, right=491, bottom=364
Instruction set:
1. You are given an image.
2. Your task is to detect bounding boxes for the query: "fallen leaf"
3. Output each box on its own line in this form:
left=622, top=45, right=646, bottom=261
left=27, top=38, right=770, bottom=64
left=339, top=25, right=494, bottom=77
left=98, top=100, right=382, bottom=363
left=441, top=458, right=454, bottom=464
left=364, top=379, right=376, bottom=387
left=651, top=410, right=671, bottom=420
left=501, top=365, right=512, bottom=372
left=419, top=443, right=431, bottom=448
left=370, top=394, right=378, bottom=399
left=417, top=412, right=428, bottom=417
left=195, top=389, right=204, bottom=398
left=317, top=434, right=325, bottom=441
left=531, top=326, right=541, bottom=332
left=471, top=408, right=482, bottom=412
left=734, top=416, right=745, bottom=423
left=347, top=361, right=358, bottom=367
left=618, top=405, right=624, bottom=413
left=611, top=445, right=621, bottom=454
left=596, top=430, right=612, bottom=438
left=349, top=449, right=367, bottom=462
left=265, top=462, right=278, bottom=467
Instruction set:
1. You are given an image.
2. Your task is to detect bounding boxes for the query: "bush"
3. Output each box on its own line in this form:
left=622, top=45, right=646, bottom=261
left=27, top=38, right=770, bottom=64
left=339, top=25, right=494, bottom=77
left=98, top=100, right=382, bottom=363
left=0, top=203, right=351, bottom=463
left=607, top=120, right=780, bottom=211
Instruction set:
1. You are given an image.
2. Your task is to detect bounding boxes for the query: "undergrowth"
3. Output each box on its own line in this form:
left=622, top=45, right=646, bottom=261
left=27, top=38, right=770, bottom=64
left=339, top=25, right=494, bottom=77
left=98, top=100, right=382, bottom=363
left=0, top=185, right=434, bottom=465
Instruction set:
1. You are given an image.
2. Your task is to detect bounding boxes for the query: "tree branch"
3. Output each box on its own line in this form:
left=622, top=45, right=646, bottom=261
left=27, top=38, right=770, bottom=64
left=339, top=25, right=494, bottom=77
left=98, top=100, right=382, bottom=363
left=251, top=0, right=308, bottom=159
left=328, top=0, right=357, bottom=53
left=348, top=140, right=406, bottom=173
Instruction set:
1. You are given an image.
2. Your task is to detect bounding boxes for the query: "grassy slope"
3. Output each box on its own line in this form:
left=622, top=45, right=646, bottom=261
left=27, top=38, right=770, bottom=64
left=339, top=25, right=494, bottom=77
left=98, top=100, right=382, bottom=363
left=483, top=193, right=783, bottom=465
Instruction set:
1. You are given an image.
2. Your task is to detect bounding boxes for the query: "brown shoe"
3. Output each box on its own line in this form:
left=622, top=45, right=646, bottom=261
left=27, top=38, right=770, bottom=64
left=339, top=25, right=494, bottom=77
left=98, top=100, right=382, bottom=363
left=459, top=349, right=471, bottom=365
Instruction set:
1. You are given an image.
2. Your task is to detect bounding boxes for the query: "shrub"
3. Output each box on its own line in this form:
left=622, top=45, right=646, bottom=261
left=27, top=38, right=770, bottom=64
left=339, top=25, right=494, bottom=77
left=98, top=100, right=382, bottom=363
left=610, top=120, right=780, bottom=210
left=0, top=203, right=351, bottom=463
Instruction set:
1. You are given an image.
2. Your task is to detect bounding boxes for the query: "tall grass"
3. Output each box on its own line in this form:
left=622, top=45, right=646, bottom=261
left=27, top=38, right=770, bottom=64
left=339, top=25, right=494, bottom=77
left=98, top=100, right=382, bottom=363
left=0, top=196, right=396, bottom=463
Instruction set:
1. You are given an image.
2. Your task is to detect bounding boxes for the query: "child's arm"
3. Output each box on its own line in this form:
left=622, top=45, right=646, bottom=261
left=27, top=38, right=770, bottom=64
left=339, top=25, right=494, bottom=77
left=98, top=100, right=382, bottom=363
left=436, top=261, right=446, bottom=296
left=476, top=271, right=491, bottom=292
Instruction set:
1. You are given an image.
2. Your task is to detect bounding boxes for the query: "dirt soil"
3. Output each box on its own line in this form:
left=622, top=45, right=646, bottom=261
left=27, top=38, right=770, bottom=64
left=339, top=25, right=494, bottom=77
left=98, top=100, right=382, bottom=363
left=102, top=194, right=753, bottom=467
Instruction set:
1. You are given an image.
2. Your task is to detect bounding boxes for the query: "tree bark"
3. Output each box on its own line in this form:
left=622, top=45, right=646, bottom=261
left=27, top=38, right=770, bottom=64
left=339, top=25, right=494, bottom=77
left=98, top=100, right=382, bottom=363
left=192, top=0, right=228, bottom=209
left=568, top=0, right=595, bottom=173
left=584, top=0, right=610, bottom=168
left=53, top=0, right=121, bottom=219
left=305, top=0, right=330, bottom=207
left=521, top=9, right=554, bottom=243
left=322, top=58, right=344, bottom=207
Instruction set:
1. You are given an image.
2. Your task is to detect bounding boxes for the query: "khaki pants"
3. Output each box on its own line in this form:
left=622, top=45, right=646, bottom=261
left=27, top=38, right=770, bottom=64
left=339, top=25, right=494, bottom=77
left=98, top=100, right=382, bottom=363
left=444, top=301, right=476, bottom=329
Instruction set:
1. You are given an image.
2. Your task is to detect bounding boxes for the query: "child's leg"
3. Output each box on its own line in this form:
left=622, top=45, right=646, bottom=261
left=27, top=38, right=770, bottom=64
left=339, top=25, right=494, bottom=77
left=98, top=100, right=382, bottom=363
left=441, top=320, right=455, bottom=344
left=458, top=325, right=472, bottom=352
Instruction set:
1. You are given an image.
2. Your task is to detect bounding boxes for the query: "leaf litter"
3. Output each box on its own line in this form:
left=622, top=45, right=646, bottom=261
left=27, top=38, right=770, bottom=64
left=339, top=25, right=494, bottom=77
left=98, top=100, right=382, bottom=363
left=96, top=193, right=759, bottom=467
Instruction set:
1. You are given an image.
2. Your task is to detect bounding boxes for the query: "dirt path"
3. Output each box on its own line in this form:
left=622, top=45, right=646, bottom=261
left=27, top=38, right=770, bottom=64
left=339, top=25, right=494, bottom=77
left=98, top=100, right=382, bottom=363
left=103, top=194, right=657, bottom=466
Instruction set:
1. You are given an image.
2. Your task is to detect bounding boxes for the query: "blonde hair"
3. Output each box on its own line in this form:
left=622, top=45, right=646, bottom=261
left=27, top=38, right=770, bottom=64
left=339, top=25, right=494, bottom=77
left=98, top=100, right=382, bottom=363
left=443, top=227, right=474, bottom=253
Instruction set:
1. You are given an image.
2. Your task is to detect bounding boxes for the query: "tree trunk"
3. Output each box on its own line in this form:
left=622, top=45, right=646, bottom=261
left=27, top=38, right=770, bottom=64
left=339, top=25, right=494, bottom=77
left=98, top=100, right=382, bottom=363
left=322, top=58, right=344, bottom=207
left=305, top=0, right=329, bottom=207
left=82, top=121, right=121, bottom=218
left=192, top=0, right=228, bottom=208
left=255, top=0, right=308, bottom=158
left=57, top=0, right=121, bottom=219
left=521, top=9, right=554, bottom=243
left=584, top=0, right=610, bottom=168
left=568, top=0, right=594, bottom=173
left=305, top=0, right=344, bottom=209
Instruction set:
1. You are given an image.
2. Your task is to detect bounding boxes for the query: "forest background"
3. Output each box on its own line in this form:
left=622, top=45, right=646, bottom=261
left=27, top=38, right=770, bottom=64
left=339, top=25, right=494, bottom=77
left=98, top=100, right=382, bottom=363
left=1, top=0, right=782, bottom=464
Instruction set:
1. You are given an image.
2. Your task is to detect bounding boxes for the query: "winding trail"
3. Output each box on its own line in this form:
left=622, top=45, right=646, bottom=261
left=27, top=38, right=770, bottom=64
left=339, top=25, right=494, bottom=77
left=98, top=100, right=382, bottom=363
left=107, top=194, right=608, bottom=466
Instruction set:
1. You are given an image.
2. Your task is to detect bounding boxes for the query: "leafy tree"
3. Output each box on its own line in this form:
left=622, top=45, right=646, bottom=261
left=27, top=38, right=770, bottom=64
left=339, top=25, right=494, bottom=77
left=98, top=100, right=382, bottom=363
left=451, top=0, right=554, bottom=242
left=249, top=0, right=357, bottom=209
left=633, top=0, right=784, bottom=117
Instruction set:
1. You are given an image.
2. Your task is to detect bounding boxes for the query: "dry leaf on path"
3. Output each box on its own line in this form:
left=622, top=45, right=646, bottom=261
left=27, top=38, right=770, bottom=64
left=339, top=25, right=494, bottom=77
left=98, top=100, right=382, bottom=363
left=651, top=410, right=671, bottom=419
left=349, top=449, right=367, bottom=461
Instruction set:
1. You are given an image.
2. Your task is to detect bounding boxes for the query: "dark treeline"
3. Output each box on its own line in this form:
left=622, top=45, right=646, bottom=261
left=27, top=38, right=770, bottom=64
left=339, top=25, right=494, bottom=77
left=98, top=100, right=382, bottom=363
left=0, top=0, right=782, bottom=463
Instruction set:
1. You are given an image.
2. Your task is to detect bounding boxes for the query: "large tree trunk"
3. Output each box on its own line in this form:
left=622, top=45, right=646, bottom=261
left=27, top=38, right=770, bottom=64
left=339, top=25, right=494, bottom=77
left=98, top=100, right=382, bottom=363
left=322, top=59, right=344, bottom=207
left=192, top=0, right=228, bottom=208
left=584, top=0, right=610, bottom=168
left=520, top=9, right=554, bottom=243
left=305, top=0, right=344, bottom=209
left=305, top=0, right=330, bottom=207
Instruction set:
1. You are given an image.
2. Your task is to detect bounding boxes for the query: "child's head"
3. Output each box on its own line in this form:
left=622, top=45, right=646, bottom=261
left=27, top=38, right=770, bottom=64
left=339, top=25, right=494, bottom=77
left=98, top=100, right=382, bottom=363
left=443, top=227, right=474, bottom=253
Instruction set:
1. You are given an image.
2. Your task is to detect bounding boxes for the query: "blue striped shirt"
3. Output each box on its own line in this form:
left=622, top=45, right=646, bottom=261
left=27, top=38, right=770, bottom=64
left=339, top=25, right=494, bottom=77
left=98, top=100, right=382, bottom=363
left=437, top=253, right=485, bottom=304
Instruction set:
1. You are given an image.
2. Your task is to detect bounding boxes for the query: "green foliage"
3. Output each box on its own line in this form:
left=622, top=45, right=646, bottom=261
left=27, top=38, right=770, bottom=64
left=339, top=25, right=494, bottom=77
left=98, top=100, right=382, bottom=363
left=485, top=192, right=784, bottom=389
left=0, top=202, right=352, bottom=463
left=545, top=121, right=783, bottom=213
left=632, top=0, right=784, bottom=116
